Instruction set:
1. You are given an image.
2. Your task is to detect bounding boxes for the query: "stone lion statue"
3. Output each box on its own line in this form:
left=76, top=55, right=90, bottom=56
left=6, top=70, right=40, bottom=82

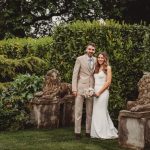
left=127, top=72, right=150, bottom=112
left=33, top=69, right=72, bottom=101
left=30, top=69, right=75, bottom=128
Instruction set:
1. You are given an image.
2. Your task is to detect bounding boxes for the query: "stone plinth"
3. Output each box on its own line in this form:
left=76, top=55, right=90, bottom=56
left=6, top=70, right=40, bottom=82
left=30, top=96, right=75, bottom=128
left=31, top=100, right=60, bottom=128
left=118, top=110, right=150, bottom=150
left=59, top=95, right=75, bottom=127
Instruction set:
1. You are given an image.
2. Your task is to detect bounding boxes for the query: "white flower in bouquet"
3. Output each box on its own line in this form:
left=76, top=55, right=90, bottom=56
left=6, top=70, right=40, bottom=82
left=83, top=87, right=95, bottom=98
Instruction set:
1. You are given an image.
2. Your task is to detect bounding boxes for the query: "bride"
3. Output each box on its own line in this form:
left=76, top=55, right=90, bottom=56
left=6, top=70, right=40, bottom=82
left=90, top=52, right=118, bottom=139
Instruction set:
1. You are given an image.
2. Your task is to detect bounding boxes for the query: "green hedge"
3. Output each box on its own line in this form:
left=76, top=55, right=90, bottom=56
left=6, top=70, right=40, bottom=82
left=0, top=82, right=11, bottom=93
left=0, top=37, right=53, bottom=82
left=0, top=37, right=53, bottom=59
left=51, top=20, right=150, bottom=119
left=0, top=55, right=48, bottom=82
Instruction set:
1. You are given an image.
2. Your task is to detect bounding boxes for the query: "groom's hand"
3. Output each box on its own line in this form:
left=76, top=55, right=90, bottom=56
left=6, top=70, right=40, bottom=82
left=72, top=91, right=77, bottom=97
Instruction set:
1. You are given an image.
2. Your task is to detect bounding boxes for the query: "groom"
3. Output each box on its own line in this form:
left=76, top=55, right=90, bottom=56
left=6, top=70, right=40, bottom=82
left=72, top=42, right=96, bottom=139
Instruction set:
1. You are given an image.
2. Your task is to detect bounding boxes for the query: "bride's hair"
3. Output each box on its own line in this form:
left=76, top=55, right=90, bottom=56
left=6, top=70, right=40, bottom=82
left=94, top=51, right=109, bottom=74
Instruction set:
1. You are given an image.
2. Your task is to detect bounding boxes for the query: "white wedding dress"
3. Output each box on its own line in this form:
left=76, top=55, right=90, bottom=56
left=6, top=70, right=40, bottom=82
left=90, top=70, right=118, bottom=139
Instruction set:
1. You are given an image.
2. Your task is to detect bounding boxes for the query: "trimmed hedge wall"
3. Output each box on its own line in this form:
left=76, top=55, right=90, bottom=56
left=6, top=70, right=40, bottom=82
left=0, top=37, right=53, bottom=82
left=51, top=20, right=150, bottom=118
left=0, top=37, right=53, bottom=59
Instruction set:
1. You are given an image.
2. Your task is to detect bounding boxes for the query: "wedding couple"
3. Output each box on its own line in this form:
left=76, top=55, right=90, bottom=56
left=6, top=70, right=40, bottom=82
left=72, top=43, right=118, bottom=139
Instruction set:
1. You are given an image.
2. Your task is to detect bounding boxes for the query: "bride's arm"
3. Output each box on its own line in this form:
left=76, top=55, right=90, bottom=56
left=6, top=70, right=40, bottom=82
left=95, top=66, right=112, bottom=97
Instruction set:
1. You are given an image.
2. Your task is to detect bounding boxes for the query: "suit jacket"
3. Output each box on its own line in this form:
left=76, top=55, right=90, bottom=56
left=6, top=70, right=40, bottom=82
left=72, top=54, right=97, bottom=95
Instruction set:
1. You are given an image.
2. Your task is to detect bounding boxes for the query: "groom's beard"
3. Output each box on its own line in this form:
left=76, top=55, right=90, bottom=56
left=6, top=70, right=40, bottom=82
left=87, top=53, right=94, bottom=57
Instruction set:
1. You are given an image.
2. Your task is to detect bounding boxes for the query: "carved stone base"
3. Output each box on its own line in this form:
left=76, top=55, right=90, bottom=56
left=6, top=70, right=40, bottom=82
left=30, top=96, right=75, bottom=128
left=31, top=100, right=60, bottom=128
left=59, top=96, right=75, bottom=127
left=118, top=110, right=150, bottom=150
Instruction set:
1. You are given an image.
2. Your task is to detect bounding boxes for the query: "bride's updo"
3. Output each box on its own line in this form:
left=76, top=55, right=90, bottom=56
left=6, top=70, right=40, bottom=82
left=94, top=51, right=109, bottom=74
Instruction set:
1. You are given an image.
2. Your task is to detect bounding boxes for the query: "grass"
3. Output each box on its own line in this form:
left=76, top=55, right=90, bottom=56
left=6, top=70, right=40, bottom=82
left=0, top=127, right=130, bottom=150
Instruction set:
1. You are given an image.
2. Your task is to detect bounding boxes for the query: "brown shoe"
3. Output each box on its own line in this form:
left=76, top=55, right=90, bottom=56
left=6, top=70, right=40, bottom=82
left=75, top=133, right=81, bottom=139
left=85, top=133, right=90, bottom=138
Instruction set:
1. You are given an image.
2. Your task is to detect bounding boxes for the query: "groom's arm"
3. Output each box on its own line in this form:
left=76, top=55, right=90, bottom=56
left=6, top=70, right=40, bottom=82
left=72, top=57, right=81, bottom=96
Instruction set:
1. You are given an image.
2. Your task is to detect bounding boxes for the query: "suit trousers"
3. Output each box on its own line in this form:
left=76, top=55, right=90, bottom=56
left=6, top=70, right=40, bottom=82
left=74, top=94, right=93, bottom=134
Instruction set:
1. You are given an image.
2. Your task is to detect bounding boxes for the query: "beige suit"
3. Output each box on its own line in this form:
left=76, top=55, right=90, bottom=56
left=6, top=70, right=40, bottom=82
left=72, top=54, right=96, bottom=134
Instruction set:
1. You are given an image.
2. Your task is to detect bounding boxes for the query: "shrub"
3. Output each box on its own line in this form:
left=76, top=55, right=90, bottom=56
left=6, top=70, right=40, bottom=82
left=0, top=74, right=43, bottom=130
left=0, top=82, right=11, bottom=93
left=0, top=55, right=48, bottom=82
left=0, top=37, right=53, bottom=82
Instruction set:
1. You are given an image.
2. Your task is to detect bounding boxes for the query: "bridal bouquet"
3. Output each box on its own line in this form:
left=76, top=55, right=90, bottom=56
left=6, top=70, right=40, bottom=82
left=82, top=87, right=95, bottom=98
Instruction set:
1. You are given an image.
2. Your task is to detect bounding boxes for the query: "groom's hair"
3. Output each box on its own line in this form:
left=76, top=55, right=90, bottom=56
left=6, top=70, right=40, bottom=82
left=86, top=42, right=96, bottom=48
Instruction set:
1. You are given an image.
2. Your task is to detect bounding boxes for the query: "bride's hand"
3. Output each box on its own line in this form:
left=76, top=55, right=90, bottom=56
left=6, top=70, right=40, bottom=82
left=95, top=92, right=100, bottom=97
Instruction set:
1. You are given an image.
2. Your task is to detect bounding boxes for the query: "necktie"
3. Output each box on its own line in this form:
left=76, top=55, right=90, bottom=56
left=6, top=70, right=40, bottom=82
left=88, top=58, right=93, bottom=70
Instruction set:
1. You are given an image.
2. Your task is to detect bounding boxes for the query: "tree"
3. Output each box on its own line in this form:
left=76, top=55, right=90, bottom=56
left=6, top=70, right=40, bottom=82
left=100, top=0, right=150, bottom=24
left=0, top=0, right=102, bottom=39
left=121, top=0, right=150, bottom=24
left=0, top=0, right=150, bottom=39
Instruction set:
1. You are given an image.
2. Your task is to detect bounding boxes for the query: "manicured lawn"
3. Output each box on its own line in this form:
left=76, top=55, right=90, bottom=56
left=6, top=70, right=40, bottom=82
left=0, top=127, right=130, bottom=150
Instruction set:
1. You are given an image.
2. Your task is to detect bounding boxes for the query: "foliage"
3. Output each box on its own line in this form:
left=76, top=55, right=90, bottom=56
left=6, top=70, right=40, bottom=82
left=100, top=0, right=150, bottom=24
left=0, top=74, right=43, bottom=130
left=0, top=0, right=150, bottom=39
left=119, top=0, right=150, bottom=24
left=0, top=37, right=53, bottom=59
left=0, top=55, right=48, bottom=82
left=0, top=0, right=102, bottom=39
left=0, top=82, right=11, bottom=93
left=51, top=20, right=150, bottom=120
left=0, top=36, right=53, bottom=82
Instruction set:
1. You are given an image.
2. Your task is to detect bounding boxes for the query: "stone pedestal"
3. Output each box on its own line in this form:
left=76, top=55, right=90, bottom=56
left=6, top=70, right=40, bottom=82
left=118, top=110, right=150, bottom=150
left=31, top=100, right=60, bottom=128
left=59, top=96, right=75, bottom=127
left=30, top=96, right=75, bottom=128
